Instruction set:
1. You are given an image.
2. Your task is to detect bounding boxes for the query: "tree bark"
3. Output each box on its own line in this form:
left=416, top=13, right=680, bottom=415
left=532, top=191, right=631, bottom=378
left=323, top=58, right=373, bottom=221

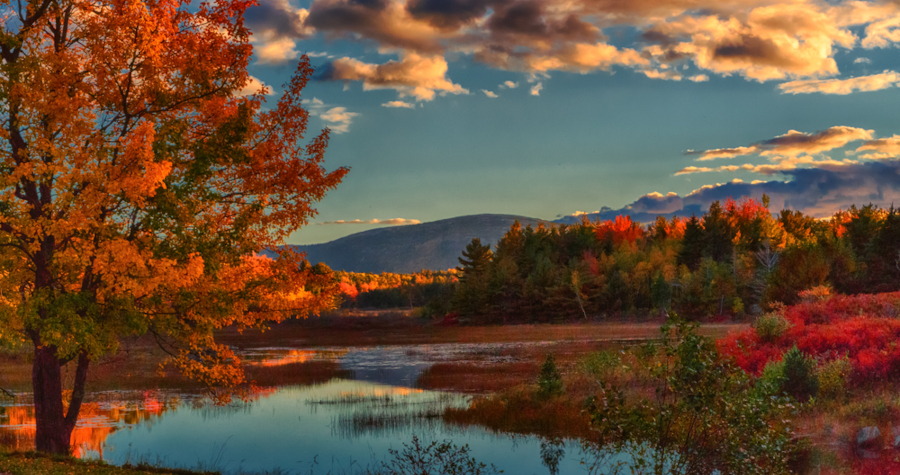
left=32, top=345, right=69, bottom=454
left=65, top=352, right=90, bottom=438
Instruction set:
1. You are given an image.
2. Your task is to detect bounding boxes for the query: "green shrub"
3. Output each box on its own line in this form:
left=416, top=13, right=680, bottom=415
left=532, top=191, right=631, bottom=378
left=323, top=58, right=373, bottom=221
left=374, top=435, right=502, bottom=475
left=763, top=346, right=819, bottom=402
left=759, top=358, right=786, bottom=390
left=537, top=354, right=564, bottom=398
left=581, top=351, right=621, bottom=380
left=816, top=356, right=851, bottom=401
left=588, top=319, right=796, bottom=475
left=782, top=346, right=819, bottom=402
left=755, top=312, right=792, bottom=343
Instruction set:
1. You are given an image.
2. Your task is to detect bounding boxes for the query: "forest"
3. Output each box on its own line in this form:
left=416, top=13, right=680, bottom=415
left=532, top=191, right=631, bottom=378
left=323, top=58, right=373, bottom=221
left=335, top=196, right=900, bottom=323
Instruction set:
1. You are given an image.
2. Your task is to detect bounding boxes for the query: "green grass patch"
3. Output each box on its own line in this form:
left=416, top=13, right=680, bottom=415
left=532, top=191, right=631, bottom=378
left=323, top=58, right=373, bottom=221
left=0, top=451, right=221, bottom=475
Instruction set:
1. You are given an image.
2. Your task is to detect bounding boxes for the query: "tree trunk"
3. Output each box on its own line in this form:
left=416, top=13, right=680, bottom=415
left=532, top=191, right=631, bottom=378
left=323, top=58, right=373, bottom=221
left=32, top=345, right=68, bottom=454
left=32, top=346, right=89, bottom=455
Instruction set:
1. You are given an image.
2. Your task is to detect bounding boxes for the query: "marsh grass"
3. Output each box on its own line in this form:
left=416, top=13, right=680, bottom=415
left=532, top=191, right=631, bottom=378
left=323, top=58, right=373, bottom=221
left=244, top=361, right=352, bottom=388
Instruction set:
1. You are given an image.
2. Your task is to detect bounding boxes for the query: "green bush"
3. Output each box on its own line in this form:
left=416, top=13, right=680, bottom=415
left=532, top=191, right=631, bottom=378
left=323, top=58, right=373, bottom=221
left=755, top=312, right=792, bottom=343
left=374, top=435, right=502, bottom=475
left=782, top=346, right=819, bottom=402
left=759, top=358, right=786, bottom=390
left=762, top=346, right=819, bottom=402
left=581, top=351, right=621, bottom=380
left=816, top=356, right=851, bottom=401
left=537, top=354, right=564, bottom=398
left=588, top=319, right=796, bottom=475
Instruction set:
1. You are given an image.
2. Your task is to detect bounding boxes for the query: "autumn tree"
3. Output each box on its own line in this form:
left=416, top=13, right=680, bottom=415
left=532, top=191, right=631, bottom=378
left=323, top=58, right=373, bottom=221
left=0, top=0, right=346, bottom=454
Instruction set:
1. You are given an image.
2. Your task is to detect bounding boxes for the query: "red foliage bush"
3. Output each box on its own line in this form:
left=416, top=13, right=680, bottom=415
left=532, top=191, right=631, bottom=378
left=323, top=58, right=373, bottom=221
left=718, top=291, right=900, bottom=385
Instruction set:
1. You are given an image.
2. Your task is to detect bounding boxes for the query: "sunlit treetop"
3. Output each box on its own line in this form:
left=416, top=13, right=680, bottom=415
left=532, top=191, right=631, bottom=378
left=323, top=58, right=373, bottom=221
left=0, top=0, right=347, bottom=452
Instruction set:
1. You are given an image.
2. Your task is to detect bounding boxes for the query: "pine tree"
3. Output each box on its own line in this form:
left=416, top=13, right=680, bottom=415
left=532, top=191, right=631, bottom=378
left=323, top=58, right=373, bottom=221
left=678, top=215, right=704, bottom=271
left=703, top=201, right=734, bottom=262
left=457, top=238, right=493, bottom=280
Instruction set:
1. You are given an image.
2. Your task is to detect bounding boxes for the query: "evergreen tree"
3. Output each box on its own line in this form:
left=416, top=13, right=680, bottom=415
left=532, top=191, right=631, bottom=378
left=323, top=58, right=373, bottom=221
left=457, top=238, right=493, bottom=281
left=867, top=206, right=900, bottom=291
left=703, top=201, right=734, bottom=262
left=678, top=215, right=704, bottom=271
left=651, top=272, right=672, bottom=310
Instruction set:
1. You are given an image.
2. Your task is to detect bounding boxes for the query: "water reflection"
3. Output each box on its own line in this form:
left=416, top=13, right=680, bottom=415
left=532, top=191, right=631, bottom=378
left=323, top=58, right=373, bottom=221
left=0, top=379, right=618, bottom=474
left=0, top=342, right=634, bottom=474
left=0, top=391, right=184, bottom=458
left=242, top=342, right=554, bottom=388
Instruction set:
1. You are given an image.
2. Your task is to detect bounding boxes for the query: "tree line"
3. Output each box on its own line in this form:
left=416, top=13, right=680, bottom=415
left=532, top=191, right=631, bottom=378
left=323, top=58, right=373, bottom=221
left=433, top=197, right=900, bottom=323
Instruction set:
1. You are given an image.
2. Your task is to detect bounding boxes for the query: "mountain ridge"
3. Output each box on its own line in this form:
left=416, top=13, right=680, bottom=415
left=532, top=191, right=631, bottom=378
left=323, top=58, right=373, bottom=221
left=290, top=213, right=551, bottom=273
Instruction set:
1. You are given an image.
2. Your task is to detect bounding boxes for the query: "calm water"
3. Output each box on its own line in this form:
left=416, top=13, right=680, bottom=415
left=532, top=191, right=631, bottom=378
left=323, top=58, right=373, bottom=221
left=0, top=345, right=623, bottom=474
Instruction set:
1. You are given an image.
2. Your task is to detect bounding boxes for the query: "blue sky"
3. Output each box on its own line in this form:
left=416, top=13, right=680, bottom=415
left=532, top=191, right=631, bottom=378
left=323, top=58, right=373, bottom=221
left=240, top=0, right=900, bottom=244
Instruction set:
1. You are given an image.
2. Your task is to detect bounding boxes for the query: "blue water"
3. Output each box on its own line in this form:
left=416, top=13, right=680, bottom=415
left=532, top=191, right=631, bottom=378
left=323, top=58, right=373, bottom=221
left=90, top=380, right=619, bottom=474
left=1, top=343, right=627, bottom=474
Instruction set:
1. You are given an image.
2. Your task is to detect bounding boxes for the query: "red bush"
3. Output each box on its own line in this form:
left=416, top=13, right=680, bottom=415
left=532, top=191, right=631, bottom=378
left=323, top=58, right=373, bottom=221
left=718, top=292, right=900, bottom=385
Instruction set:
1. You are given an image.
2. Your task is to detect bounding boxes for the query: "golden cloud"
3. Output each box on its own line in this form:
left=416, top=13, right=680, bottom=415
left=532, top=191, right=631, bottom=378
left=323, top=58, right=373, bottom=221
left=778, top=71, right=900, bottom=95
left=319, top=53, right=469, bottom=101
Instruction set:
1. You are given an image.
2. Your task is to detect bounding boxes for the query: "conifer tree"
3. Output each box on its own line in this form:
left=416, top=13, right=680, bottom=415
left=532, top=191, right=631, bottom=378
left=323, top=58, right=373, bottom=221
left=678, top=216, right=704, bottom=271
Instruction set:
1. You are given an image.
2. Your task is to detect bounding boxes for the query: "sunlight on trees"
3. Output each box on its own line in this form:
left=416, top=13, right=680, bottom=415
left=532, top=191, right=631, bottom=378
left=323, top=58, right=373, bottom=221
left=0, top=0, right=346, bottom=454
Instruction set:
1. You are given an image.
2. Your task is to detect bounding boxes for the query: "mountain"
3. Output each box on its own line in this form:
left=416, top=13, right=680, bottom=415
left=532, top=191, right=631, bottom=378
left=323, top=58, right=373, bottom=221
left=290, top=214, right=550, bottom=273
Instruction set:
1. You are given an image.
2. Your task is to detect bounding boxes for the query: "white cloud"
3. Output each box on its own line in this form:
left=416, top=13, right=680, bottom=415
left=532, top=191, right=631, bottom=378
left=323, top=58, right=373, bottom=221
left=320, top=107, right=360, bottom=134
left=854, top=57, right=872, bottom=64
left=689, top=74, right=709, bottom=83
left=319, top=53, right=468, bottom=101
left=382, top=101, right=416, bottom=109
left=251, top=30, right=300, bottom=65
left=500, top=80, right=519, bottom=89
left=569, top=211, right=600, bottom=217
left=303, top=98, right=360, bottom=134
left=482, top=89, right=498, bottom=98
left=778, top=71, right=900, bottom=95
left=530, top=82, right=543, bottom=96
left=235, top=76, right=275, bottom=97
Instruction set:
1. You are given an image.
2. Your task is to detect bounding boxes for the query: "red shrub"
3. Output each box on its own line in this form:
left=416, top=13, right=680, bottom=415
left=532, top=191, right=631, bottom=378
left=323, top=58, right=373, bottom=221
left=717, top=292, right=900, bottom=385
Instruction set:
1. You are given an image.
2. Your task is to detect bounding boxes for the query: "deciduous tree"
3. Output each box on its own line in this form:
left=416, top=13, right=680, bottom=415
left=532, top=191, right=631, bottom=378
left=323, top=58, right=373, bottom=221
left=0, top=0, right=346, bottom=454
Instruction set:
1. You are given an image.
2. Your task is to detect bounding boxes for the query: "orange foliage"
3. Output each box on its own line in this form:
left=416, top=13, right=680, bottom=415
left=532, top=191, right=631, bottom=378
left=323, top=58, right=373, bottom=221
left=595, top=215, right=644, bottom=245
left=669, top=217, right=687, bottom=240
left=724, top=197, right=770, bottom=226
left=360, top=281, right=381, bottom=292
left=0, top=0, right=347, bottom=451
left=339, top=281, right=359, bottom=298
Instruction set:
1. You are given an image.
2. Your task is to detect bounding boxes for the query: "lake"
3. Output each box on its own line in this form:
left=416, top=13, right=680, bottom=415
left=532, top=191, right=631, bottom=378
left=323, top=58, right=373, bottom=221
left=0, top=343, right=625, bottom=474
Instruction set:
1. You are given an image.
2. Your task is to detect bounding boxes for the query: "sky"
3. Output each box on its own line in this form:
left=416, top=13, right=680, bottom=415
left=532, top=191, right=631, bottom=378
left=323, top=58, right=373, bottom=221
left=239, top=0, right=900, bottom=245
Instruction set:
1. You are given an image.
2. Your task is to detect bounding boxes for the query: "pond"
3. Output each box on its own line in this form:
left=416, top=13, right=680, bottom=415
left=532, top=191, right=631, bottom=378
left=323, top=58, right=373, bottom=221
left=0, top=344, right=625, bottom=475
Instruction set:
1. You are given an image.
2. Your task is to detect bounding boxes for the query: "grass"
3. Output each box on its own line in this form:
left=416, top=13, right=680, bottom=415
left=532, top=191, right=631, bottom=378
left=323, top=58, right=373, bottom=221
left=217, top=314, right=748, bottom=348
left=0, top=450, right=221, bottom=475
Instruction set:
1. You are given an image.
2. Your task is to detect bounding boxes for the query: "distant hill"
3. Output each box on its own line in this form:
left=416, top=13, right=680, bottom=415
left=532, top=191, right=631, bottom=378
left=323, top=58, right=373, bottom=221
left=290, top=214, right=550, bottom=273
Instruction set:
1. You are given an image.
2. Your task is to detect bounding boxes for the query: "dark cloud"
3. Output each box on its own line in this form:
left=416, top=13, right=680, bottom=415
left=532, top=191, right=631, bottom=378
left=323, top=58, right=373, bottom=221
left=486, top=2, right=601, bottom=43
left=488, top=2, right=548, bottom=37
left=641, top=29, right=676, bottom=45
left=406, top=0, right=498, bottom=30
left=245, top=0, right=310, bottom=38
left=306, top=0, right=443, bottom=53
left=557, top=160, right=900, bottom=224
left=712, top=34, right=797, bottom=68
left=306, top=0, right=383, bottom=32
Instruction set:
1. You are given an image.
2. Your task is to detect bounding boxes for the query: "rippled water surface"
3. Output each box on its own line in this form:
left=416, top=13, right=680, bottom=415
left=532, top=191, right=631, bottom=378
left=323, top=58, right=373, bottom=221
left=0, top=345, right=621, bottom=474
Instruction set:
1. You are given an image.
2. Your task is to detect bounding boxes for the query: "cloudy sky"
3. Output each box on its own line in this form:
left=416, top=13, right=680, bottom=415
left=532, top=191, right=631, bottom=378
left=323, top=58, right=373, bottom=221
left=240, top=0, right=900, bottom=244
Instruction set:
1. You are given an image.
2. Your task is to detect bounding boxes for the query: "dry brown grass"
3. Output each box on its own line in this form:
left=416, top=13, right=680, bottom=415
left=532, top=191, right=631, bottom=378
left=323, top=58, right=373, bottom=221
left=218, top=317, right=748, bottom=348
left=443, top=387, right=596, bottom=440
left=244, top=361, right=352, bottom=387
left=416, top=362, right=538, bottom=393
